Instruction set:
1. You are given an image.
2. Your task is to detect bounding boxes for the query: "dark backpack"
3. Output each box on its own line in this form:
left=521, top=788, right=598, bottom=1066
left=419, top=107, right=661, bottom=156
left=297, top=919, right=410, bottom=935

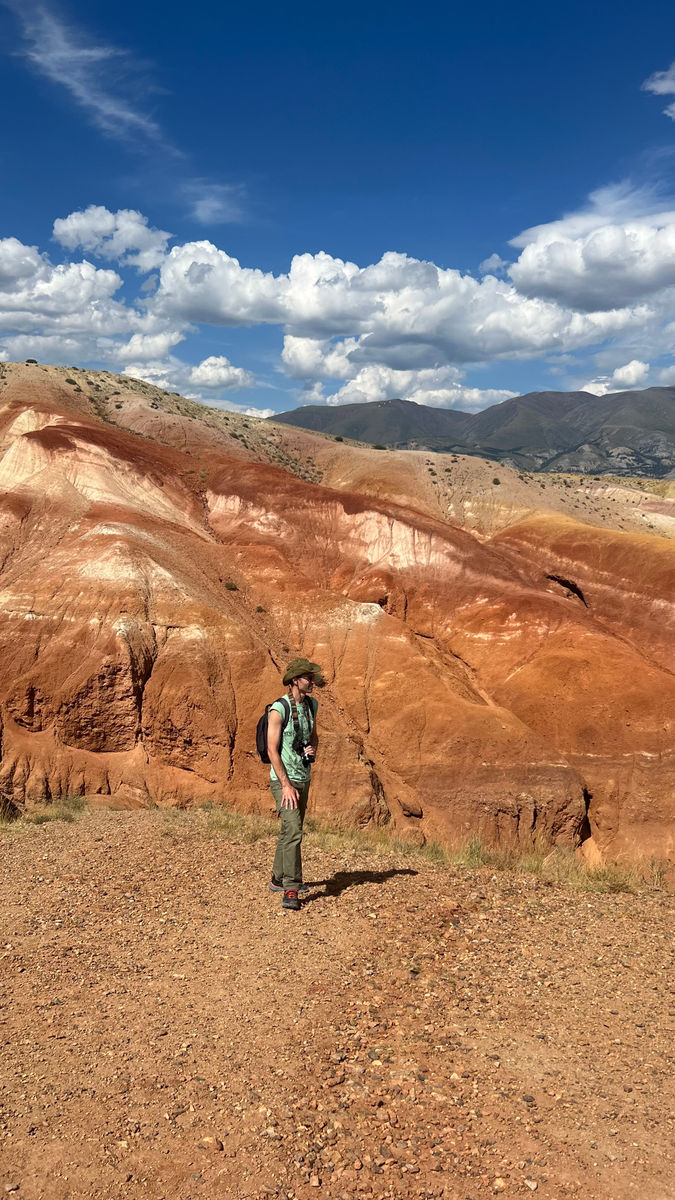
left=255, top=695, right=317, bottom=763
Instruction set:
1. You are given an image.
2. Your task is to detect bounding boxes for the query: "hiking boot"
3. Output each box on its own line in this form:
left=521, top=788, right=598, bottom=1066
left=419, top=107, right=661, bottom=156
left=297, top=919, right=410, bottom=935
left=282, top=889, right=301, bottom=911
left=269, top=877, right=309, bottom=895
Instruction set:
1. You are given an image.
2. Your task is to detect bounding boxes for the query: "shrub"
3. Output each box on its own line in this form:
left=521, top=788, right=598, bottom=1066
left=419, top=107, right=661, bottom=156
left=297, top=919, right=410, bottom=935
left=225, top=581, right=238, bottom=591
left=115, top=403, right=123, bottom=409
left=65, top=378, right=77, bottom=385
left=256, top=605, right=264, bottom=613
left=373, top=444, right=387, bottom=450
left=25, top=358, right=38, bottom=365
left=493, top=477, right=501, bottom=485
left=335, top=435, right=344, bottom=442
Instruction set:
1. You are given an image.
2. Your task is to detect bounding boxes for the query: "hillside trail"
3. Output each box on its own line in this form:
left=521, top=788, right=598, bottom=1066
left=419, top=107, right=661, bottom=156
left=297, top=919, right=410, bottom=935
left=0, top=809, right=673, bottom=1200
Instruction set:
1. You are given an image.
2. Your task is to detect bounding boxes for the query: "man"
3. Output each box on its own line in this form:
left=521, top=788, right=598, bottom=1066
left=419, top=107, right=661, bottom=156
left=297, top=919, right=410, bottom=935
left=267, top=657, right=321, bottom=911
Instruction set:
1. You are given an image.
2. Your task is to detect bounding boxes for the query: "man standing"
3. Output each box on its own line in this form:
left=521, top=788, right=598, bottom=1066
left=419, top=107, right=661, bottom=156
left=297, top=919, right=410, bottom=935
left=267, top=658, right=321, bottom=911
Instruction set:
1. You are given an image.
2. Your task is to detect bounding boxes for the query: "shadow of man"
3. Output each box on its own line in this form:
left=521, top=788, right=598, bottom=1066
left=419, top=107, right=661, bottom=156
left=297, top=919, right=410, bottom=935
left=303, top=867, right=418, bottom=902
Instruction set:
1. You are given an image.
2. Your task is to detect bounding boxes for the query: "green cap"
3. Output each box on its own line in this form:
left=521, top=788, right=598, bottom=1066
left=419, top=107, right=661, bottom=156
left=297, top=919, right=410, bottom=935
left=282, top=657, right=324, bottom=686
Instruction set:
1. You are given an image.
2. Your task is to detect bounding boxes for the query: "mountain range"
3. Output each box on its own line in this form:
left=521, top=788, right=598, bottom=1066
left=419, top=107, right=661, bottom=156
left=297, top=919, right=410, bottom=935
left=272, top=389, right=675, bottom=476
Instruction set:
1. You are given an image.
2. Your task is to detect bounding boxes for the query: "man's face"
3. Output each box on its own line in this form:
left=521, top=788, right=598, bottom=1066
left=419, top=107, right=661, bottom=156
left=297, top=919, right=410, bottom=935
left=296, top=673, right=314, bottom=695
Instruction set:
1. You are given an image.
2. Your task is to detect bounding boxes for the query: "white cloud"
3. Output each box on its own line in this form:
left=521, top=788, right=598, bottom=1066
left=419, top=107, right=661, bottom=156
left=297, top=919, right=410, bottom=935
left=581, top=359, right=650, bottom=396
left=6, top=1, right=168, bottom=146
left=154, top=241, right=641, bottom=368
left=0, top=236, right=127, bottom=331
left=120, top=350, right=256, bottom=402
left=115, top=330, right=185, bottom=361
left=642, top=62, right=675, bottom=120
left=479, top=253, right=509, bottom=275
left=53, top=206, right=172, bottom=272
left=183, top=183, right=246, bottom=225
left=508, top=184, right=675, bottom=311
left=6, top=8, right=246, bottom=230
left=322, top=364, right=515, bottom=408
left=195, top=397, right=275, bottom=418
left=1, top=204, right=670, bottom=413
left=189, top=355, right=255, bottom=389
left=282, top=340, right=515, bottom=408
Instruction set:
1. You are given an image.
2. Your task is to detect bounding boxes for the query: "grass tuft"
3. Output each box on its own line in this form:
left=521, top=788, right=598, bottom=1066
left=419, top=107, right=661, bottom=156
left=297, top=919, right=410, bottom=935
left=206, top=807, right=278, bottom=844
left=24, top=795, right=87, bottom=825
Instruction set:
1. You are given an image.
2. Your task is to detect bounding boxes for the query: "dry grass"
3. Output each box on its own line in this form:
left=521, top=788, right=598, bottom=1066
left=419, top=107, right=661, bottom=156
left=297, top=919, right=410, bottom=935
left=1, top=798, right=668, bottom=893
left=0, top=794, right=86, bottom=829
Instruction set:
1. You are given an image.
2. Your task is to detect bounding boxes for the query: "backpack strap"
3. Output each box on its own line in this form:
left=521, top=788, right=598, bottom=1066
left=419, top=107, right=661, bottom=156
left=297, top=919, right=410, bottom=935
left=277, top=696, right=290, bottom=729
left=287, top=694, right=316, bottom=738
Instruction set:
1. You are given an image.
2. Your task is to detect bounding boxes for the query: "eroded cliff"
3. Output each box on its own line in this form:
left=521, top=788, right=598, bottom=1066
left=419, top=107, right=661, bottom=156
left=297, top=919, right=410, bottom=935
left=0, top=362, right=672, bottom=865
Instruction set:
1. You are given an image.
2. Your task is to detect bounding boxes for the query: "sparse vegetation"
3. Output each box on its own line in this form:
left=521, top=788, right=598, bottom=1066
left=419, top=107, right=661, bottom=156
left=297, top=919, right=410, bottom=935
left=225, top=581, right=238, bottom=591
left=182, top=809, right=670, bottom=894
left=493, top=477, right=501, bottom=485
left=1, top=794, right=86, bottom=829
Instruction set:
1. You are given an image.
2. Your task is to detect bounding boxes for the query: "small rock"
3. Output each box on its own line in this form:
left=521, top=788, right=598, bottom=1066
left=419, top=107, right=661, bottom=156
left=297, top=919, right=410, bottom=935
left=310, top=1176, right=321, bottom=1187
left=524, top=1181, right=538, bottom=1192
left=493, top=1180, right=508, bottom=1193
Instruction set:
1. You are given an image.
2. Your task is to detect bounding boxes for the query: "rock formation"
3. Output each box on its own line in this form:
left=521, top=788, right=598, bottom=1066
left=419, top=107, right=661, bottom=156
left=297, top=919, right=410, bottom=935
left=0, top=361, right=672, bottom=867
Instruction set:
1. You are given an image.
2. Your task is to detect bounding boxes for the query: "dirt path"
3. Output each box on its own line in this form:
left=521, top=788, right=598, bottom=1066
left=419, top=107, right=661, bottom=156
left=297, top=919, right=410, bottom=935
left=1, top=810, right=673, bottom=1200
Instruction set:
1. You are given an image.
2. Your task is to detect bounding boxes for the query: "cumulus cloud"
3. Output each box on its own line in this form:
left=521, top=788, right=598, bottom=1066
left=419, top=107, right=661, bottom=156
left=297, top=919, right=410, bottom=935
left=121, top=358, right=268, bottom=415
left=642, top=62, right=675, bottom=120
left=479, top=253, right=509, bottom=275
left=53, top=206, right=172, bottom=272
left=508, top=184, right=675, bottom=311
left=188, top=355, right=255, bottom=389
left=321, top=365, right=515, bottom=408
left=582, top=359, right=650, bottom=396
left=154, top=241, right=641, bottom=369
left=114, top=330, right=185, bottom=361
left=282, top=339, right=514, bottom=407
left=0, top=236, right=127, bottom=333
left=1, top=204, right=672, bottom=412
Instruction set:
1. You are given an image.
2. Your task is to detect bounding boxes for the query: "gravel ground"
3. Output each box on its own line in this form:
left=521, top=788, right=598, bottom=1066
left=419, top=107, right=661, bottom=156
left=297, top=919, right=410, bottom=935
left=0, top=809, right=673, bottom=1200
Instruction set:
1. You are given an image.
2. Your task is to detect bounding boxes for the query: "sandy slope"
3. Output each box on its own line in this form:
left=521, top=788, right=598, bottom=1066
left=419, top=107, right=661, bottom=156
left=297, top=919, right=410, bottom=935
left=1, top=809, right=673, bottom=1200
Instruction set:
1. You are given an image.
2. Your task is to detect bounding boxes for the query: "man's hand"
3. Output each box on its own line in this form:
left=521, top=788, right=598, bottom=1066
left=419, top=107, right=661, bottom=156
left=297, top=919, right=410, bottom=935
left=281, top=782, right=299, bottom=809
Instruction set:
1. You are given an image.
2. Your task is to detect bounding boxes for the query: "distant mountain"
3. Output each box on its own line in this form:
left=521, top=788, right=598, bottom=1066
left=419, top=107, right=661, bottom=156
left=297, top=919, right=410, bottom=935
left=272, top=397, right=470, bottom=445
left=271, top=389, right=675, bottom=476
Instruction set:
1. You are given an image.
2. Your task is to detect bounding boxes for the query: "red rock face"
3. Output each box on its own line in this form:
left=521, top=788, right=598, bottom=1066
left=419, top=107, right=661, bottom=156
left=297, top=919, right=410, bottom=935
left=0, top=364, right=673, bottom=866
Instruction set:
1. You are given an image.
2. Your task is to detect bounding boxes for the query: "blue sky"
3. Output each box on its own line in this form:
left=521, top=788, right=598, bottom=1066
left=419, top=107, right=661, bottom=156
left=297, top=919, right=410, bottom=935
left=2, top=0, right=675, bottom=414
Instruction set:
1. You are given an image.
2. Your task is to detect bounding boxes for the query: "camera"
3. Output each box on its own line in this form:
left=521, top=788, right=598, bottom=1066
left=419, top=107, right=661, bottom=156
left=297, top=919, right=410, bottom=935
left=293, top=734, right=315, bottom=768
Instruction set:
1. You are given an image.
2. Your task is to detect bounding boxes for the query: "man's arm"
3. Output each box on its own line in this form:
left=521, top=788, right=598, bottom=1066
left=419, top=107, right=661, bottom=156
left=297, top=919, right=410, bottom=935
left=267, top=708, right=299, bottom=809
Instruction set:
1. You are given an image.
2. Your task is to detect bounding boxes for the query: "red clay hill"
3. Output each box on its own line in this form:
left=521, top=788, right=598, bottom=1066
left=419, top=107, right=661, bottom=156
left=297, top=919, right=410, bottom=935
left=0, top=361, right=673, bottom=869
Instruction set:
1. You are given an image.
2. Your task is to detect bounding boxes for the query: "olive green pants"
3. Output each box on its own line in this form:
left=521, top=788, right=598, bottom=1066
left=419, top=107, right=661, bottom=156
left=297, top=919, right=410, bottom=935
left=270, top=778, right=311, bottom=890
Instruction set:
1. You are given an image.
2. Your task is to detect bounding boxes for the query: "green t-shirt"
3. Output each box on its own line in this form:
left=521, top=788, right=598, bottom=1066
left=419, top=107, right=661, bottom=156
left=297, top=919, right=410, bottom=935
left=269, top=695, right=318, bottom=784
